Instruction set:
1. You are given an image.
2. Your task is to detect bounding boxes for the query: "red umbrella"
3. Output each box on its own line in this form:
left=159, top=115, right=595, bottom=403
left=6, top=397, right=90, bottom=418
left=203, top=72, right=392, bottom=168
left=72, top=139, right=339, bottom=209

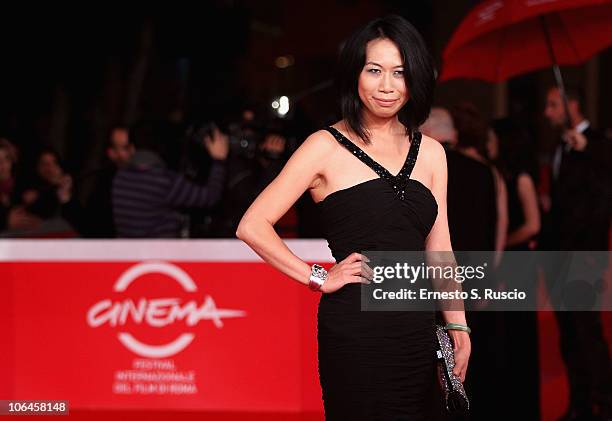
left=440, top=0, right=612, bottom=83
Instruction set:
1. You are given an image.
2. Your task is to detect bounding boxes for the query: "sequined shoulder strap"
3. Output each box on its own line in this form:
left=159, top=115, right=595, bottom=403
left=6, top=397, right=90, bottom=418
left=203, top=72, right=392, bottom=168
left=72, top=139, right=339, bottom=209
left=403, top=131, right=421, bottom=180
left=323, top=126, right=423, bottom=201
left=323, top=126, right=388, bottom=178
left=323, top=126, right=421, bottom=181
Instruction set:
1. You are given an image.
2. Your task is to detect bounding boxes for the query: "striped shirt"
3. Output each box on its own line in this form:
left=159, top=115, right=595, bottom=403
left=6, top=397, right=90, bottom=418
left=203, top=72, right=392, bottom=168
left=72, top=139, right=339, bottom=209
left=112, top=160, right=225, bottom=238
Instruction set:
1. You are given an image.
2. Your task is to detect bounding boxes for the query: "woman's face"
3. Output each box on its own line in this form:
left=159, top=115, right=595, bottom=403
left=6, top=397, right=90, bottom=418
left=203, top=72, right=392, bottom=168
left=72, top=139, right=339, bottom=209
left=358, top=37, right=408, bottom=120
left=37, top=152, right=63, bottom=185
left=0, top=149, right=12, bottom=181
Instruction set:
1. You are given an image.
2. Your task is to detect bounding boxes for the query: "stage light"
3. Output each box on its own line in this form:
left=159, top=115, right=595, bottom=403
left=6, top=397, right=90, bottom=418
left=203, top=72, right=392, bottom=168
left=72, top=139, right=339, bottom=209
left=271, top=96, right=290, bottom=117
left=275, top=55, right=295, bottom=69
left=278, top=96, right=289, bottom=116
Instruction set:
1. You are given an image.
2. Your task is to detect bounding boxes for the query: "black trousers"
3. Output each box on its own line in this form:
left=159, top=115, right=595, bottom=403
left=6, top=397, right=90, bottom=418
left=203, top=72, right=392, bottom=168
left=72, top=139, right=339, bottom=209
left=540, top=248, right=612, bottom=414
left=554, top=310, right=612, bottom=413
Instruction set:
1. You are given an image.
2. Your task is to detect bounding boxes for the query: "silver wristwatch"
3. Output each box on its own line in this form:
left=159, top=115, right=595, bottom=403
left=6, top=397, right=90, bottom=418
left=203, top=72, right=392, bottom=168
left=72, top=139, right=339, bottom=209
left=308, top=264, right=327, bottom=291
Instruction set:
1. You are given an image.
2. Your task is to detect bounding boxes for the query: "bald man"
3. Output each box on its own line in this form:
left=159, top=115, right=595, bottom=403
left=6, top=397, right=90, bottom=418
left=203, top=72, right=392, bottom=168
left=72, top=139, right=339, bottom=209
left=420, top=107, right=457, bottom=148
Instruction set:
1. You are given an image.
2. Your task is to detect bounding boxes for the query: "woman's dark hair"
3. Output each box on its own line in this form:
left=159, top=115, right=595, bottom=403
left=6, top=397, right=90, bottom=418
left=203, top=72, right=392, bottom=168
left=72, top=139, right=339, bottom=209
left=336, top=14, right=436, bottom=144
left=33, top=148, right=65, bottom=182
left=491, top=117, right=536, bottom=181
left=450, top=102, right=489, bottom=157
left=35, top=147, right=62, bottom=164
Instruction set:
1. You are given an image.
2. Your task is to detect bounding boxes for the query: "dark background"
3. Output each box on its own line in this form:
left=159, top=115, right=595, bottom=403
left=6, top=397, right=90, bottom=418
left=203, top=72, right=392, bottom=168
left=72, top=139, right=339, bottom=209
left=0, top=0, right=610, bottom=185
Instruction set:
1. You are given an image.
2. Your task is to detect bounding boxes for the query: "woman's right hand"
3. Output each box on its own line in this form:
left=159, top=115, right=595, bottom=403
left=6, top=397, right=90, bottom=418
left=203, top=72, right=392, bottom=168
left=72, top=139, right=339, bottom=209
left=320, top=252, right=374, bottom=293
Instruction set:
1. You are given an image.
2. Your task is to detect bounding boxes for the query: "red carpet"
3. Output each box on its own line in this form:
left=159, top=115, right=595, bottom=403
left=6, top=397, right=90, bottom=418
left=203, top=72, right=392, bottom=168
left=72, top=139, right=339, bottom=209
left=539, top=310, right=612, bottom=421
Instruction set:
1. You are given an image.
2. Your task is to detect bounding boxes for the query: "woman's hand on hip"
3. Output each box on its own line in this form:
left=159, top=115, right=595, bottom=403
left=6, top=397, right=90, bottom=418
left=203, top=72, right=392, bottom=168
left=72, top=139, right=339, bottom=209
left=320, top=252, right=373, bottom=293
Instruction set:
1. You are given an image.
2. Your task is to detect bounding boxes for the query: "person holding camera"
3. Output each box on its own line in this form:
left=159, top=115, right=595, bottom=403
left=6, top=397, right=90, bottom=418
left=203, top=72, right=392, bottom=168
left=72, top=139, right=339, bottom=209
left=209, top=122, right=294, bottom=238
left=112, top=122, right=228, bottom=238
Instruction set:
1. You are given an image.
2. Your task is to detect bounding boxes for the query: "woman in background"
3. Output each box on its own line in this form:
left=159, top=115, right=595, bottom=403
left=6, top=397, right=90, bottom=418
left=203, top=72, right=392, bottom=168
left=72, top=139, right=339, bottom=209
left=0, top=138, right=42, bottom=233
left=448, top=102, right=508, bottom=420
left=490, top=119, right=540, bottom=251
left=490, top=117, right=541, bottom=420
left=449, top=102, right=508, bottom=259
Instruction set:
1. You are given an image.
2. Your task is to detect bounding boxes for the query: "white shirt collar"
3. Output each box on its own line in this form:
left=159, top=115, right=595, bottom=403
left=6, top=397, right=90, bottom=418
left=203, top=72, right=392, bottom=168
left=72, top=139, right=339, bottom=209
left=575, top=120, right=590, bottom=133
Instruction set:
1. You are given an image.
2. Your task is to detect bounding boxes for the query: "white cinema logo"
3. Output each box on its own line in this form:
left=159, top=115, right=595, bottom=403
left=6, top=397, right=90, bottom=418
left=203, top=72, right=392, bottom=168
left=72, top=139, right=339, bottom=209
left=87, top=261, right=246, bottom=358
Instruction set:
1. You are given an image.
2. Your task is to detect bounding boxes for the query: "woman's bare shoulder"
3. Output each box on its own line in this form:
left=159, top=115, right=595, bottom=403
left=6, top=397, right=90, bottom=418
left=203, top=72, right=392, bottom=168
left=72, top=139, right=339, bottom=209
left=284, top=128, right=340, bottom=179
left=516, top=172, right=536, bottom=189
left=303, top=128, right=338, bottom=148
left=418, top=134, right=447, bottom=167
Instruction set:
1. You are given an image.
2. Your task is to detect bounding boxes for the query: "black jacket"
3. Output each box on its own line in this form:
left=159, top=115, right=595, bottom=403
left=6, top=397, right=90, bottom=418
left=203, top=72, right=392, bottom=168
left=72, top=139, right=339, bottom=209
left=546, top=127, right=611, bottom=250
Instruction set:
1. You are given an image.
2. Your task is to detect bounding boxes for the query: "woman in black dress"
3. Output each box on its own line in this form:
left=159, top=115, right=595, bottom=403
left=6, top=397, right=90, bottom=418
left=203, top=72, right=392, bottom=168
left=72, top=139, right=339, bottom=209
left=237, top=15, right=471, bottom=420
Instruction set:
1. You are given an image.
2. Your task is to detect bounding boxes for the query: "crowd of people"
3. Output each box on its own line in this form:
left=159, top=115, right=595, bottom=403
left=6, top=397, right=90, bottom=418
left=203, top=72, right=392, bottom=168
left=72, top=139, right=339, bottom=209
left=419, top=85, right=611, bottom=420
left=0, top=111, right=302, bottom=239
left=2, top=87, right=607, bottom=249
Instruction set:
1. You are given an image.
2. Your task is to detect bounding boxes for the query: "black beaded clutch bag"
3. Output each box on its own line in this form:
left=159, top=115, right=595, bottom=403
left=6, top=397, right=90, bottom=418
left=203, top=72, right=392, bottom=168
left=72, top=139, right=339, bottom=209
left=435, top=324, right=470, bottom=414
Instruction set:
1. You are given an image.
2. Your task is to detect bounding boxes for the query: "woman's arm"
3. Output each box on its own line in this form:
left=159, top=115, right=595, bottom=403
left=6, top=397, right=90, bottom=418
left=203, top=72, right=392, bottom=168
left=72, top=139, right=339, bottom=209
left=236, top=131, right=334, bottom=284
left=424, top=137, right=471, bottom=382
left=425, top=139, right=466, bottom=325
left=492, top=166, right=508, bottom=266
left=236, top=131, right=372, bottom=292
left=506, top=173, right=541, bottom=248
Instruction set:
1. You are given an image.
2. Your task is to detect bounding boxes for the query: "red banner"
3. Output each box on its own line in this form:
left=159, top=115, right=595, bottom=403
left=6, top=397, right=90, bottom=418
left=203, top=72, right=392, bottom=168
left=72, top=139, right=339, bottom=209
left=0, top=240, right=332, bottom=413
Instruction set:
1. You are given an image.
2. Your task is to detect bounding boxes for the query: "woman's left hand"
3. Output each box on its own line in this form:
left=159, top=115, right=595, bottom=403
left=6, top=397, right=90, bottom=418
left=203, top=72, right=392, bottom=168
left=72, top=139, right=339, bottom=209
left=449, top=329, right=471, bottom=383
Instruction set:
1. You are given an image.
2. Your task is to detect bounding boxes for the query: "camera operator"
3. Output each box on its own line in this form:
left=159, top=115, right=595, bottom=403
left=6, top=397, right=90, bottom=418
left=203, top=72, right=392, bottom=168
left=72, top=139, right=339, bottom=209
left=112, top=120, right=228, bottom=238
left=206, top=119, right=296, bottom=238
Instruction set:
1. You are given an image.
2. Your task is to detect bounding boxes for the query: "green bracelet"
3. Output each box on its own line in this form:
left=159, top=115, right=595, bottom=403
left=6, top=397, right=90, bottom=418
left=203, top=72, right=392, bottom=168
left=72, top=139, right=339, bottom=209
left=444, top=323, right=471, bottom=335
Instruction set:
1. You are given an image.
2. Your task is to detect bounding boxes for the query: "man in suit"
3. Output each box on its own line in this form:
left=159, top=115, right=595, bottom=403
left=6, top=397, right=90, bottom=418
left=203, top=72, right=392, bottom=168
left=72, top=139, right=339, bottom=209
left=542, top=85, right=611, bottom=421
